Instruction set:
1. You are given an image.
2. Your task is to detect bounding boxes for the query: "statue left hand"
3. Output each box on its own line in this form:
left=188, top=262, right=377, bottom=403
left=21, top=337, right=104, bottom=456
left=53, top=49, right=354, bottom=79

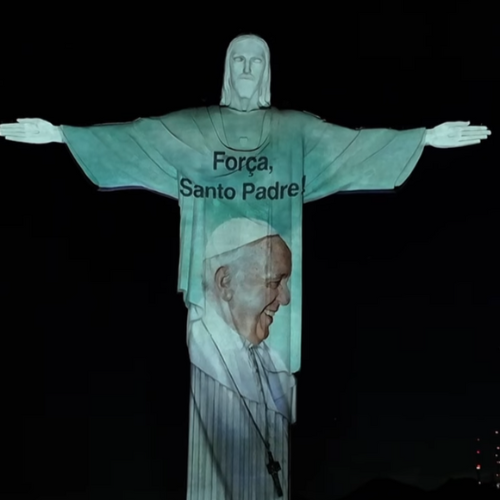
left=425, top=122, right=491, bottom=148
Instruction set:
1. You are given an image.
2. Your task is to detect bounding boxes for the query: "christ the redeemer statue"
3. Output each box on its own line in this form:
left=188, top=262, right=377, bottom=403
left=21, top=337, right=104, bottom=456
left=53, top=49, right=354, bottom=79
left=0, top=34, right=490, bottom=500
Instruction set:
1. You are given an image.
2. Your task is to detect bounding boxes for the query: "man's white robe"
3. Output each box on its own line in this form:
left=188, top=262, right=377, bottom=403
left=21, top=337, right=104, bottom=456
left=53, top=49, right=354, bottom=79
left=187, top=305, right=296, bottom=499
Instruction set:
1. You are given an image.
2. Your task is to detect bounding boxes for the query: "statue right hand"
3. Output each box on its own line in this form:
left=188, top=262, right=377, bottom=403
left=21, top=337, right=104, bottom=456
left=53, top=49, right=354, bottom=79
left=0, top=118, right=63, bottom=144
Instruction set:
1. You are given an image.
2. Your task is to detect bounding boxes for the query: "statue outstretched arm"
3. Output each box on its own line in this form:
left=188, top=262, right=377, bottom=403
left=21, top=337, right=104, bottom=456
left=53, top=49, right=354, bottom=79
left=0, top=118, right=64, bottom=144
left=302, top=113, right=492, bottom=201
left=424, top=122, right=491, bottom=148
left=0, top=117, right=180, bottom=199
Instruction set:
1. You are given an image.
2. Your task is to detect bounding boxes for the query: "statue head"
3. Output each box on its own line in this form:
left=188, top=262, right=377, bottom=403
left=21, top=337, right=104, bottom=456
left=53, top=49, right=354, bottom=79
left=220, top=34, right=271, bottom=111
left=203, top=218, right=291, bottom=345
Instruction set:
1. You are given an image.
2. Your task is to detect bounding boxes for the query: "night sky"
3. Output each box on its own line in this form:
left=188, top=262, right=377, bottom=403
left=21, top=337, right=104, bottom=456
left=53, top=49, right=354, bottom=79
left=2, top=11, right=498, bottom=500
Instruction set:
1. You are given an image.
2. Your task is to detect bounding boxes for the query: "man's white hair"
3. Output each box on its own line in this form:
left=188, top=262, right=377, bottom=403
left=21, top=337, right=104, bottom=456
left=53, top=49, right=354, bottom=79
left=220, top=34, right=271, bottom=108
left=203, top=218, right=278, bottom=293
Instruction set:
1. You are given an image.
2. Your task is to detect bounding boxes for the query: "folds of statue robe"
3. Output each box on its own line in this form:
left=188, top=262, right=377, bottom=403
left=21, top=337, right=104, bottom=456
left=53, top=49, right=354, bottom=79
left=61, top=107, right=426, bottom=373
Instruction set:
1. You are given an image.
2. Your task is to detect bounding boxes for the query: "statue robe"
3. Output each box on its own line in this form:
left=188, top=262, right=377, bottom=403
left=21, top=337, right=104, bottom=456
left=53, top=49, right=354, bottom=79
left=61, top=106, right=426, bottom=499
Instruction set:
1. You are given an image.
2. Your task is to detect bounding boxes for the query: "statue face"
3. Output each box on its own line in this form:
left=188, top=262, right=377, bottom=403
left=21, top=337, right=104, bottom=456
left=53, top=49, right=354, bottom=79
left=229, top=38, right=266, bottom=101
left=226, top=236, right=291, bottom=344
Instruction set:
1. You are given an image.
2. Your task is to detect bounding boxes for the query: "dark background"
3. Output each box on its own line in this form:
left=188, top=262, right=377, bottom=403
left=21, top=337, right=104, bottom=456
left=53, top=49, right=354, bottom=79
left=1, top=9, right=498, bottom=500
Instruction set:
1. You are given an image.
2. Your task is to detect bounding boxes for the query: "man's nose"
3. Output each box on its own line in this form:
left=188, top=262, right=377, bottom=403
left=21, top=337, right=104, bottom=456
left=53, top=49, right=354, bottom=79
left=243, top=60, right=251, bottom=74
left=278, top=283, right=290, bottom=306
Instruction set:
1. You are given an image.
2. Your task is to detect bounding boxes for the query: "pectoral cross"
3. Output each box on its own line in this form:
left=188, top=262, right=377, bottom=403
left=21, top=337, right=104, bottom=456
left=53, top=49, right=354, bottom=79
left=266, top=450, right=283, bottom=497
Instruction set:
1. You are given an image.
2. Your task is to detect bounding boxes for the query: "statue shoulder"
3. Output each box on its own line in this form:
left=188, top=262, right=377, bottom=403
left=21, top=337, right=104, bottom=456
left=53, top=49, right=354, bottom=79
left=154, top=107, right=201, bottom=122
left=301, top=110, right=324, bottom=120
left=276, top=108, right=327, bottom=123
left=272, top=109, right=330, bottom=136
left=125, top=107, right=210, bottom=144
left=150, top=107, right=213, bottom=133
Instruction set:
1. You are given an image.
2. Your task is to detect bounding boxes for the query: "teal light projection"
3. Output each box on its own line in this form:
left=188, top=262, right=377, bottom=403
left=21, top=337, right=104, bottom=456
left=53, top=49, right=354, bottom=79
left=0, top=34, right=491, bottom=500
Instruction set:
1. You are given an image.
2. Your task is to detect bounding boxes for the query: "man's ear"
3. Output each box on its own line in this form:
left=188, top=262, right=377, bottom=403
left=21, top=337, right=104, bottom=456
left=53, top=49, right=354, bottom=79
left=214, top=266, right=233, bottom=301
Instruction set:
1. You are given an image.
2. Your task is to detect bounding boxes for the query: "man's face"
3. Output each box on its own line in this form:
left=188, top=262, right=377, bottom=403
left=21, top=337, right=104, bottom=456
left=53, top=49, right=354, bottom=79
left=227, top=236, right=291, bottom=344
left=229, top=38, right=266, bottom=101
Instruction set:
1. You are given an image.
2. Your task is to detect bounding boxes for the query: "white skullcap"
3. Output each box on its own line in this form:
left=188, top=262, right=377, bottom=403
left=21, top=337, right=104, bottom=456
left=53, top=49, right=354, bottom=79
left=205, top=218, right=278, bottom=260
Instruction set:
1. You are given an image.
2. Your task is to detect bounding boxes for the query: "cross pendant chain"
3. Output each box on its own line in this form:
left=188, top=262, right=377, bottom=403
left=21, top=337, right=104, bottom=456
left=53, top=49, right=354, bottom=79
left=266, top=451, right=283, bottom=497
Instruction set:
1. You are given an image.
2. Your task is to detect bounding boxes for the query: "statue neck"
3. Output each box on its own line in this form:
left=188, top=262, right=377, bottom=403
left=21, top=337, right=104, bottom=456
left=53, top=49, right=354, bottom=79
left=228, top=94, right=260, bottom=112
left=215, top=106, right=270, bottom=151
